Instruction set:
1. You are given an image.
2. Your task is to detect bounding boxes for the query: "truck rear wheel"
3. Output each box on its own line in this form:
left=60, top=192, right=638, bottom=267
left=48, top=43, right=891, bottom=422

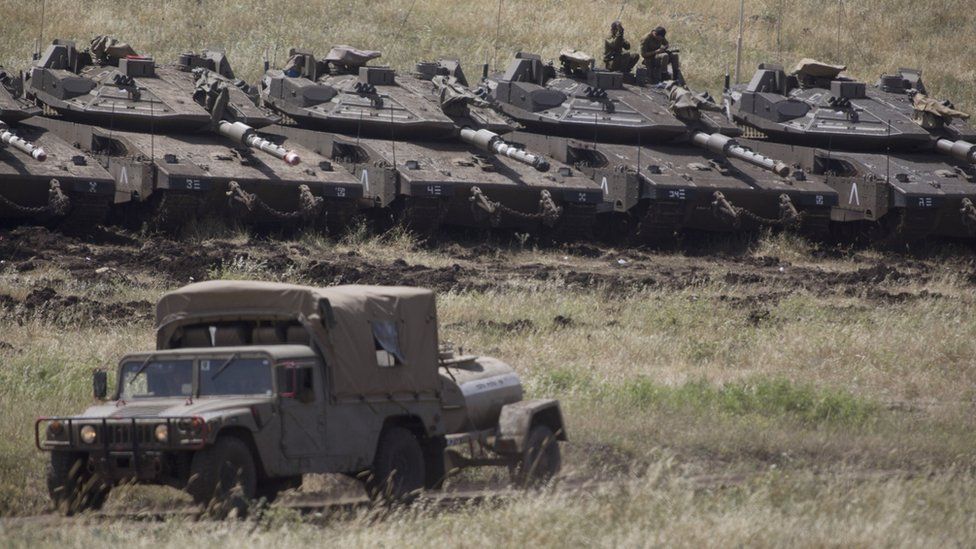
left=187, top=436, right=257, bottom=509
left=367, top=427, right=425, bottom=502
left=47, top=451, right=110, bottom=515
left=511, top=424, right=561, bottom=487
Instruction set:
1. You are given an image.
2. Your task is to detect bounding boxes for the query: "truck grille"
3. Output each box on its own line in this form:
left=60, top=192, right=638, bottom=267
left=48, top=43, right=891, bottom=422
left=106, top=423, right=154, bottom=446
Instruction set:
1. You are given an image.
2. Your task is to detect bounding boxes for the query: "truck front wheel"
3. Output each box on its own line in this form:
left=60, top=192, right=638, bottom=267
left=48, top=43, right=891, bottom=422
left=367, top=427, right=425, bottom=502
left=47, top=451, right=110, bottom=515
left=187, top=436, right=257, bottom=508
left=511, top=424, right=561, bottom=487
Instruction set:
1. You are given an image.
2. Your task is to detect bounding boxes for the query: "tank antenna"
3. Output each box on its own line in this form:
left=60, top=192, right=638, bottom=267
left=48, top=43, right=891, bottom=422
left=492, top=0, right=503, bottom=72
left=734, top=0, right=745, bottom=84
left=36, top=0, right=46, bottom=60
left=389, top=0, right=418, bottom=64
left=616, top=0, right=627, bottom=21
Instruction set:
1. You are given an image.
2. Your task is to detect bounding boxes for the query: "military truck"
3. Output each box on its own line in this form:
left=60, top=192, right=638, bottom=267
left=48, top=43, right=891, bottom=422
left=726, top=60, right=976, bottom=241
left=26, top=38, right=363, bottom=232
left=36, top=282, right=566, bottom=514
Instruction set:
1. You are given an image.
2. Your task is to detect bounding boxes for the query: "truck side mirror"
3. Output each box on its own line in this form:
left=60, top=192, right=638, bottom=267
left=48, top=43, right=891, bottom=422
left=92, top=370, right=108, bottom=400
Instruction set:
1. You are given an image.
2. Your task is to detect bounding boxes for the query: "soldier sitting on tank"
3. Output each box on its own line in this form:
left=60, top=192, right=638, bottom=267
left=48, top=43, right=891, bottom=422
left=89, top=35, right=138, bottom=66
left=282, top=54, right=305, bottom=78
left=603, top=21, right=640, bottom=74
left=640, top=27, right=684, bottom=85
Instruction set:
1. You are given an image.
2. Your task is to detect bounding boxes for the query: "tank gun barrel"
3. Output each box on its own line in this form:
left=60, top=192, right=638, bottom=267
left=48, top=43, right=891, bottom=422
left=935, top=138, right=976, bottom=164
left=692, top=132, right=789, bottom=177
left=0, top=124, right=46, bottom=161
left=217, top=121, right=300, bottom=166
left=459, top=127, right=550, bottom=172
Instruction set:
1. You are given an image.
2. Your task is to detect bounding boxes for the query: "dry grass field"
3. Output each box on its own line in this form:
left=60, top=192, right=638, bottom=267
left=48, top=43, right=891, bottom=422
left=0, top=0, right=974, bottom=108
left=1, top=0, right=976, bottom=546
left=0, top=222, right=974, bottom=546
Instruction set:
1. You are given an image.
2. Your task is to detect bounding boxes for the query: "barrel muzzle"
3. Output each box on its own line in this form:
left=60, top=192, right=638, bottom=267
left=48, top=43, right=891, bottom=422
left=217, top=120, right=300, bottom=165
left=460, top=127, right=550, bottom=172
left=935, top=138, right=976, bottom=164
left=0, top=129, right=47, bottom=162
left=692, top=131, right=790, bottom=177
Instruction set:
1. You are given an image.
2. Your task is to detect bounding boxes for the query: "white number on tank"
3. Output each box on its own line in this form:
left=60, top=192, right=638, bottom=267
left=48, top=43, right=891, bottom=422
left=336, top=187, right=346, bottom=198
left=185, top=179, right=203, bottom=190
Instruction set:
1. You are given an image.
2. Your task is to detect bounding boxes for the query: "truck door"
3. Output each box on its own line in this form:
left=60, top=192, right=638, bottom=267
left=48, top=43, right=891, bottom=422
left=277, top=363, right=327, bottom=458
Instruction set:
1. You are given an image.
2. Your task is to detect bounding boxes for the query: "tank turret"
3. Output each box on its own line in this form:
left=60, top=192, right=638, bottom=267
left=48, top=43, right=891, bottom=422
left=726, top=60, right=976, bottom=241
left=261, top=47, right=605, bottom=237
left=28, top=37, right=299, bottom=165
left=483, top=50, right=836, bottom=241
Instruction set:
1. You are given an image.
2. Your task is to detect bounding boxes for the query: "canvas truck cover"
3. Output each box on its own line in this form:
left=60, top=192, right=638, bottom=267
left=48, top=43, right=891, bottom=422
left=155, top=281, right=440, bottom=402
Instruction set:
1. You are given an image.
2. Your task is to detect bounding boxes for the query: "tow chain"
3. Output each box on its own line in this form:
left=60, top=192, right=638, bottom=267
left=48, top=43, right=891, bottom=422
left=469, top=186, right=563, bottom=228
left=0, top=179, right=70, bottom=216
left=961, top=198, right=976, bottom=230
left=710, top=191, right=803, bottom=229
left=226, top=181, right=323, bottom=220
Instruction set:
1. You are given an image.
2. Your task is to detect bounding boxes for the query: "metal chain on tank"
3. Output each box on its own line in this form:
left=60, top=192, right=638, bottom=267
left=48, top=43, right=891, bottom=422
left=710, top=191, right=803, bottom=229
left=469, top=187, right=563, bottom=227
left=0, top=179, right=70, bottom=216
left=226, top=181, right=323, bottom=220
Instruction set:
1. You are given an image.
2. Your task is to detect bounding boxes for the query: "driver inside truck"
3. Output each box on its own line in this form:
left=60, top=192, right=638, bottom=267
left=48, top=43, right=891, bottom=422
left=640, top=26, right=684, bottom=85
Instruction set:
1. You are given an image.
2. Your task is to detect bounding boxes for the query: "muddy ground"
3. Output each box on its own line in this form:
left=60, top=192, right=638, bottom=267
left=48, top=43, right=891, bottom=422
left=1, top=226, right=973, bottom=326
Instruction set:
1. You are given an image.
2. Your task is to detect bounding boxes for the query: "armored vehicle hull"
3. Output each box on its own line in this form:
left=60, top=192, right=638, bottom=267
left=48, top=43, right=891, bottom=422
left=514, top=132, right=837, bottom=239
left=35, top=117, right=362, bottom=232
left=750, top=141, right=976, bottom=240
left=272, top=125, right=603, bottom=237
left=728, top=61, right=976, bottom=240
left=0, top=119, right=118, bottom=229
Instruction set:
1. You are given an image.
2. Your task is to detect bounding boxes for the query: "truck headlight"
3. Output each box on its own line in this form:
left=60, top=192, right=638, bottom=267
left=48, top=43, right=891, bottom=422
left=80, top=425, right=97, bottom=444
left=154, top=424, right=169, bottom=443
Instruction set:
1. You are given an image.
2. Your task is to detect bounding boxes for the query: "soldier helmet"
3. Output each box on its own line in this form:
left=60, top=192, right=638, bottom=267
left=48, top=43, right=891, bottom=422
left=654, top=26, right=667, bottom=37
left=611, top=21, right=623, bottom=33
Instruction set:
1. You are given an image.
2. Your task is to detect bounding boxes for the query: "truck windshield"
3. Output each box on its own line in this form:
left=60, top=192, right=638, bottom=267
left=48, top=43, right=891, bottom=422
left=120, top=360, right=194, bottom=399
left=198, top=357, right=274, bottom=397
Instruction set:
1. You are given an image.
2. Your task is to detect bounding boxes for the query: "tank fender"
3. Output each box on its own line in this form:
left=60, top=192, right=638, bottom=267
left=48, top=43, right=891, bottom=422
left=494, top=399, right=567, bottom=454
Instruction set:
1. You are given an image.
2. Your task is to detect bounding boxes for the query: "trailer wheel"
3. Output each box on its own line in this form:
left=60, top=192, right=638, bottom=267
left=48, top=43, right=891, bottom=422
left=47, top=451, right=110, bottom=515
left=511, top=424, right=561, bottom=487
left=187, top=436, right=257, bottom=515
left=368, top=427, right=425, bottom=502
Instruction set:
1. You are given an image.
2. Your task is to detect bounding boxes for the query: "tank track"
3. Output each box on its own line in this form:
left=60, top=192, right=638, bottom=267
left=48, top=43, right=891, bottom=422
left=635, top=202, right=684, bottom=244
left=58, top=194, right=110, bottom=234
left=152, top=192, right=205, bottom=233
left=550, top=204, right=598, bottom=242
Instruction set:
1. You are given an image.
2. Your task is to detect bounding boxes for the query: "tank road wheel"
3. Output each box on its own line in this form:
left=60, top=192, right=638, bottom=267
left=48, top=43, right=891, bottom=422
left=510, top=424, right=561, bottom=488
left=47, top=451, right=110, bottom=515
left=187, top=436, right=257, bottom=517
left=367, top=427, right=425, bottom=503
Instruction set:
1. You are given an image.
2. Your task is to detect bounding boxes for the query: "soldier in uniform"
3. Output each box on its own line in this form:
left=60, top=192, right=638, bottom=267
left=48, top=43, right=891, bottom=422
left=603, top=21, right=639, bottom=74
left=640, top=26, right=684, bottom=85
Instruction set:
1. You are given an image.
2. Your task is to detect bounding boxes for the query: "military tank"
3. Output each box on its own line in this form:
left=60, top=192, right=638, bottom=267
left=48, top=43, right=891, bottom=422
left=26, top=37, right=362, bottom=232
left=0, top=66, right=118, bottom=230
left=484, top=51, right=838, bottom=241
left=726, top=60, right=976, bottom=241
left=260, top=46, right=603, bottom=237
